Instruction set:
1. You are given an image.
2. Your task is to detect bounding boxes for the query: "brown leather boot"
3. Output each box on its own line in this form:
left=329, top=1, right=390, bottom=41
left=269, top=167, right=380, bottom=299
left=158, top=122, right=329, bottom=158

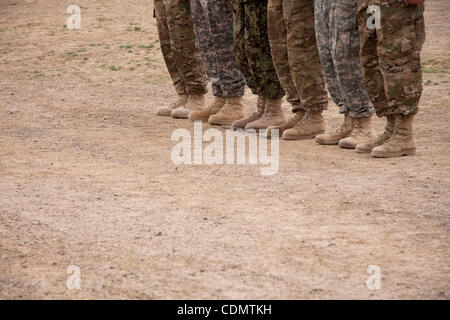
left=208, top=97, right=245, bottom=126
left=266, top=111, right=305, bottom=139
left=245, top=98, right=285, bottom=130
left=156, top=94, right=188, bottom=117
left=371, top=115, right=416, bottom=158
left=339, top=117, right=375, bottom=149
left=171, top=94, right=206, bottom=119
left=282, top=111, right=325, bottom=140
left=232, top=96, right=265, bottom=129
left=355, top=115, right=396, bottom=154
left=188, top=96, right=225, bottom=121
left=315, top=112, right=353, bottom=145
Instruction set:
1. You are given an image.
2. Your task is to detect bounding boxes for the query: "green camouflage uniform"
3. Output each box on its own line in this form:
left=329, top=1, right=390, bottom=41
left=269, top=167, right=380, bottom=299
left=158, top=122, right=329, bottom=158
left=231, top=0, right=285, bottom=99
left=267, top=0, right=328, bottom=113
left=357, top=0, right=425, bottom=117
left=154, top=0, right=208, bottom=95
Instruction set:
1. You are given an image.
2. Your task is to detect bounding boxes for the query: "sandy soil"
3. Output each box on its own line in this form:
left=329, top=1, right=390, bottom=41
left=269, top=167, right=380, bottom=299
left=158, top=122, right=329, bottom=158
left=0, top=0, right=449, bottom=299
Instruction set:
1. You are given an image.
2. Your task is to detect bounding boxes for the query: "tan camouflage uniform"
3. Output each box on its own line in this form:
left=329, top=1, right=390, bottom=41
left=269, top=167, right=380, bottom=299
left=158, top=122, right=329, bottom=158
left=357, top=0, right=425, bottom=117
left=267, top=0, right=328, bottom=113
left=154, top=0, right=208, bottom=95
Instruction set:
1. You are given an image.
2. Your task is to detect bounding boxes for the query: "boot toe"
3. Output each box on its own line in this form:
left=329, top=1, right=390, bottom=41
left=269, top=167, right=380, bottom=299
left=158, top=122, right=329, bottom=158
left=156, top=107, right=172, bottom=117
left=355, top=143, right=373, bottom=154
left=188, top=111, right=209, bottom=121
left=315, top=134, right=340, bottom=145
left=338, top=138, right=358, bottom=149
left=171, top=108, right=190, bottom=119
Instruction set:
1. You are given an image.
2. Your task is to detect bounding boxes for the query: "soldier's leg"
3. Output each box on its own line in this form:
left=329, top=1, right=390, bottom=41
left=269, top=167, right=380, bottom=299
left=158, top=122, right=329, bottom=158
left=188, top=0, right=226, bottom=122
left=355, top=0, right=394, bottom=153
left=328, top=0, right=375, bottom=149
left=332, top=0, right=373, bottom=118
left=266, top=0, right=307, bottom=137
left=280, top=0, right=328, bottom=140
left=203, top=0, right=246, bottom=126
left=207, top=0, right=246, bottom=98
left=378, top=2, right=424, bottom=117
left=242, top=0, right=286, bottom=131
left=314, top=0, right=344, bottom=111
left=231, top=1, right=256, bottom=95
left=154, top=0, right=187, bottom=116
left=165, top=0, right=208, bottom=96
left=190, top=0, right=222, bottom=97
left=154, top=0, right=184, bottom=95
left=164, top=0, right=208, bottom=119
left=370, top=1, right=425, bottom=158
left=267, top=0, right=301, bottom=109
left=357, top=0, right=388, bottom=116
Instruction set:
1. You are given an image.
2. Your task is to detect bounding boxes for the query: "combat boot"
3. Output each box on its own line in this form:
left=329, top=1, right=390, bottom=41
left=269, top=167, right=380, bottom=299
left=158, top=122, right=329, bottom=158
left=339, top=117, right=375, bottom=149
left=171, top=94, right=206, bottom=119
left=232, top=96, right=265, bottom=129
left=282, top=111, right=325, bottom=140
left=208, top=97, right=245, bottom=126
left=371, top=115, right=416, bottom=158
left=266, top=111, right=305, bottom=138
left=355, top=115, right=396, bottom=154
left=245, top=98, right=285, bottom=130
left=156, top=94, right=188, bottom=117
left=188, top=96, right=225, bottom=122
left=315, top=112, right=354, bottom=145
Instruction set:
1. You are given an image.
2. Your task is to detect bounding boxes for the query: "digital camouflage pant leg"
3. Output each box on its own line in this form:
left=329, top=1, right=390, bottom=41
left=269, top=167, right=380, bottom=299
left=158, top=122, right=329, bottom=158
left=154, top=0, right=207, bottom=95
left=190, top=0, right=246, bottom=98
left=357, top=0, right=425, bottom=117
left=268, top=0, right=328, bottom=113
left=231, top=0, right=285, bottom=99
left=315, top=0, right=374, bottom=118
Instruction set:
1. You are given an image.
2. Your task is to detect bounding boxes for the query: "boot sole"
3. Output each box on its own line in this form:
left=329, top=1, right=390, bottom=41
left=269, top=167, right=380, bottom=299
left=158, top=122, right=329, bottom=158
left=315, top=138, right=340, bottom=145
left=371, top=148, right=416, bottom=158
left=339, top=141, right=357, bottom=149
left=189, top=116, right=209, bottom=122
left=208, top=119, right=235, bottom=126
left=282, top=130, right=325, bottom=141
left=355, top=147, right=372, bottom=154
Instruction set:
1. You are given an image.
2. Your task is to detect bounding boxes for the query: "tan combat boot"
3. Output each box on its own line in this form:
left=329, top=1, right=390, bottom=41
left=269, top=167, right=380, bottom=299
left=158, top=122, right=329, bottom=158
left=188, top=96, right=225, bottom=121
left=355, top=115, right=396, bottom=154
left=282, top=111, right=325, bottom=140
left=315, top=112, right=354, bottom=145
left=171, top=94, right=206, bottom=119
left=245, top=98, right=285, bottom=130
left=156, top=94, right=188, bottom=117
left=208, top=97, right=245, bottom=126
left=339, top=117, right=375, bottom=149
left=232, top=95, right=265, bottom=129
left=371, top=115, right=416, bottom=158
left=266, top=111, right=305, bottom=139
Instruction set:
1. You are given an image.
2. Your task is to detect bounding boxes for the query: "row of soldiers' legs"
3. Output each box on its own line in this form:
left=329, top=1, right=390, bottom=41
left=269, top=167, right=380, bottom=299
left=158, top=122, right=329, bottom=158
left=154, top=0, right=425, bottom=158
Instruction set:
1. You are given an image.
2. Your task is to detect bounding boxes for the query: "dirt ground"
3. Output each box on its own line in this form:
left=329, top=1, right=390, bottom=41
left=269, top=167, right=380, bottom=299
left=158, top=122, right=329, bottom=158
left=0, top=0, right=449, bottom=300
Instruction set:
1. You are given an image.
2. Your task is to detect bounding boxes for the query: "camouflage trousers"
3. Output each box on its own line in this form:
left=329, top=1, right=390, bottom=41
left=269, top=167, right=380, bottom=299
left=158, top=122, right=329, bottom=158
left=190, top=0, right=246, bottom=98
left=154, top=0, right=207, bottom=95
left=357, top=0, right=425, bottom=117
left=231, top=0, right=285, bottom=99
left=268, top=0, right=328, bottom=113
left=315, top=0, right=374, bottom=118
